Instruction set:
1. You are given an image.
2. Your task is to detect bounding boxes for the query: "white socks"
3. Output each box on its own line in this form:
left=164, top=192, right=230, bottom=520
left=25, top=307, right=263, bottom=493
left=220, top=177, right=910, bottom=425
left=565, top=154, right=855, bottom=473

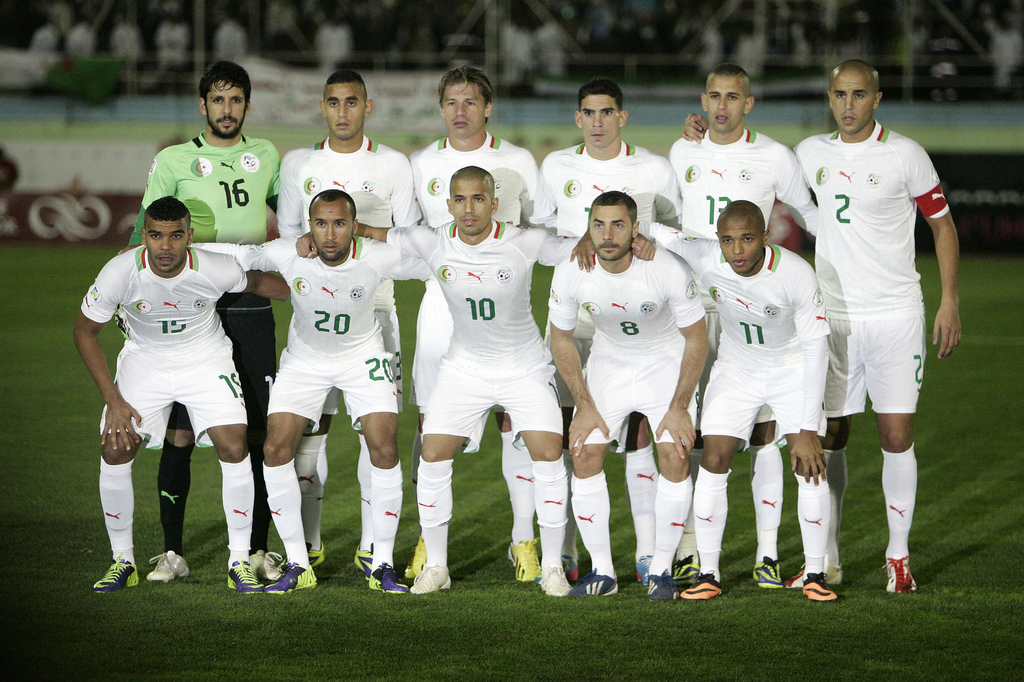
left=417, top=459, right=453, bottom=568
left=676, top=448, right=702, bottom=561
left=220, top=456, right=254, bottom=565
left=370, top=463, right=404, bottom=570
left=624, top=445, right=657, bottom=560
left=532, top=458, right=568, bottom=569
left=750, top=442, right=783, bottom=561
left=824, top=447, right=847, bottom=564
left=264, top=460, right=308, bottom=568
left=882, top=445, right=917, bottom=559
left=560, top=449, right=578, bottom=560
left=99, top=459, right=135, bottom=565
left=501, top=429, right=537, bottom=544
left=294, top=433, right=325, bottom=552
left=357, top=434, right=374, bottom=552
left=796, top=473, right=831, bottom=575
left=650, top=476, right=693, bottom=577
left=692, top=468, right=730, bottom=581
left=571, top=471, right=614, bottom=578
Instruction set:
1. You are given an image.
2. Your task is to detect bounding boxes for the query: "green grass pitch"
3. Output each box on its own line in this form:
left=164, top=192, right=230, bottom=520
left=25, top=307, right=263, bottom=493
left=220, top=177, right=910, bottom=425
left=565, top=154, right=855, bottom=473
left=2, top=245, right=1022, bottom=680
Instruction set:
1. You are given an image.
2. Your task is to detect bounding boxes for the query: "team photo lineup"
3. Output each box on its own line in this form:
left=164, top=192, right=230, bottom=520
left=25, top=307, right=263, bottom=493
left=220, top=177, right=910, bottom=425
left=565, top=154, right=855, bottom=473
left=74, top=57, right=962, bottom=603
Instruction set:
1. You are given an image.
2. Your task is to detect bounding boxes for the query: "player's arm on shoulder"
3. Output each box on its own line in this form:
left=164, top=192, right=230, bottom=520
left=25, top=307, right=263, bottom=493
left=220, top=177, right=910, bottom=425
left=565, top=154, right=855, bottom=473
left=73, top=312, right=142, bottom=451
left=536, top=230, right=580, bottom=266
left=244, top=270, right=290, bottom=301
left=681, top=113, right=708, bottom=142
left=653, top=157, right=683, bottom=228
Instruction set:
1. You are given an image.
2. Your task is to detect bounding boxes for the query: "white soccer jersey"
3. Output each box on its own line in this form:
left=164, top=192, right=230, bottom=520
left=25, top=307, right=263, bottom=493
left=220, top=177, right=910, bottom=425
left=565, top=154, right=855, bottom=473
left=208, top=237, right=427, bottom=363
left=647, top=224, right=829, bottom=368
left=548, top=248, right=705, bottom=357
left=539, top=142, right=682, bottom=237
left=410, top=134, right=553, bottom=228
left=81, top=247, right=246, bottom=358
left=796, top=121, right=949, bottom=321
left=670, top=129, right=818, bottom=239
left=386, top=222, right=576, bottom=368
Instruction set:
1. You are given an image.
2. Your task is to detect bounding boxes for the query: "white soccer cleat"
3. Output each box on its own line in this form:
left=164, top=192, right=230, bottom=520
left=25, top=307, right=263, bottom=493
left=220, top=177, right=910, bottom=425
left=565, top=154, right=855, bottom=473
left=250, top=550, right=285, bottom=582
left=147, top=551, right=190, bottom=582
left=410, top=565, right=451, bottom=594
left=539, top=566, right=571, bottom=597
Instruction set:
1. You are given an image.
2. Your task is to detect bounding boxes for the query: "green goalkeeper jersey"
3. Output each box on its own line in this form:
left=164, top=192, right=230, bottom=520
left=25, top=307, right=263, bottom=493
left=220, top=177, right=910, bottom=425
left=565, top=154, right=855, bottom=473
left=129, top=132, right=280, bottom=245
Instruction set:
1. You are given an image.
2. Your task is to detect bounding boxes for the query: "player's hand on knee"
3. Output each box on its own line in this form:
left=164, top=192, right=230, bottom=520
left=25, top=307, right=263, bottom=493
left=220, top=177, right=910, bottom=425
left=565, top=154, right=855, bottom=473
left=295, top=232, right=318, bottom=258
left=631, top=234, right=656, bottom=261
left=933, top=300, right=961, bottom=359
left=656, top=408, right=695, bottom=455
left=789, top=430, right=826, bottom=484
left=571, top=236, right=596, bottom=271
left=102, top=398, right=142, bottom=451
left=681, top=113, right=708, bottom=142
left=568, top=405, right=608, bottom=456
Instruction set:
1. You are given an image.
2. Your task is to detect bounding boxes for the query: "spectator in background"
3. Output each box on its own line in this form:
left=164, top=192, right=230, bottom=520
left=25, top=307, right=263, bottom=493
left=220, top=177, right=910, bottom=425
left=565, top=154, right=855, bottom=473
left=534, top=19, right=566, bottom=77
left=65, top=12, right=96, bottom=57
left=155, top=1, right=191, bottom=76
left=29, top=2, right=67, bottom=56
left=315, top=7, right=353, bottom=71
left=213, top=11, right=248, bottom=62
left=985, top=7, right=1024, bottom=97
left=110, top=13, right=142, bottom=63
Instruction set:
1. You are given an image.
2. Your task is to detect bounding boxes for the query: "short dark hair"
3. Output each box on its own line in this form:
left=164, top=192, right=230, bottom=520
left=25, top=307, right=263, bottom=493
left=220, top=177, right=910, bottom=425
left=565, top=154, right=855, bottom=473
left=717, top=200, right=764, bottom=232
left=450, top=166, right=495, bottom=198
left=310, top=189, right=357, bottom=220
left=830, top=59, right=880, bottom=94
left=199, top=61, right=251, bottom=102
left=438, top=66, right=493, bottom=108
left=578, top=77, right=623, bottom=110
left=590, top=191, right=637, bottom=223
left=706, top=63, right=751, bottom=97
left=145, top=196, right=190, bottom=226
left=325, top=69, right=367, bottom=99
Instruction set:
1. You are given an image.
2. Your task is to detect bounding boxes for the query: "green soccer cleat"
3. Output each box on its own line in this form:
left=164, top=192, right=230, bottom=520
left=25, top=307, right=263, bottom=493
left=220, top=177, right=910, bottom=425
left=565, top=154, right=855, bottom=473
left=753, top=557, right=784, bottom=589
left=354, top=545, right=373, bottom=579
left=265, top=563, right=316, bottom=594
left=405, top=537, right=426, bottom=580
left=308, top=542, right=326, bottom=569
left=673, top=554, right=700, bottom=589
left=369, top=563, right=410, bottom=593
left=93, top=558, right=138, bottom=592
left=227, top=560, right=265, bottom=593
left=508, top=538, right=542, bottom=582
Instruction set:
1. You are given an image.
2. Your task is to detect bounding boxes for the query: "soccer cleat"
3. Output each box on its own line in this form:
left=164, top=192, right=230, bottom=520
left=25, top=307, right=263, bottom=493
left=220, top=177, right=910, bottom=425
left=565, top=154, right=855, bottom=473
left=672, top=555, right=700, bottom=589
left=93, top=558, right=138, bottom=592
left=147, top=550, right=190, bottom=583
left=635, top=555, right=653, bottom=585
left=307, top=542, right=326, bottom=569
left=227, top=560, right=265, bottom=593
left=885, top=556, right=917, bottom=593
left=354, top=546, right=373, bottom=580
left=265, top=562, right=316, bottom=593
left=803, top=572, right=838, bottom=602
left=681, top=573, right=723, bottom=600
left=567, top=571, right=618, bottom=598
left=540, top=566, right=571, bottom=597
left=508, top=538, right=542, bottom=582
left=753, top=557, right=784, bottom=589
left=647, top=571, right=679, bottom=601
left=370, top=563, right=410, bottom=593
left=410, top=565, right=451, bottom=594
left=405, top=537, right=426, bottom=580
left=562, top=554, right=579, bottom=582
left=784, top=558, right=843, bottom=588
left=250, top=550, right=284, bottom=582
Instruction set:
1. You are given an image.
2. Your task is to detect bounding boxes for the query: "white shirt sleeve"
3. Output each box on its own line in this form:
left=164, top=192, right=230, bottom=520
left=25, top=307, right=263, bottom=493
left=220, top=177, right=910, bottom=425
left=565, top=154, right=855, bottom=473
left=653, top=157, right=683, bottom=228
left=384, top=225, right=439, bottom=262
left=386, top=151, right=423, bottom=227
left=896, top=138, right=949, bottom=218
left=769, top=142, right=820, bottom=236
left=547, top=263, right=580, bottom=331
left=81, top=257, right=130, bottom=323
left=661, top=253, right=706, bottom=329
left=799, top=335, right=828, bottom=431
left=535, top=231, right=579, bottom=266
left=277, top=147, right=310, bottom=239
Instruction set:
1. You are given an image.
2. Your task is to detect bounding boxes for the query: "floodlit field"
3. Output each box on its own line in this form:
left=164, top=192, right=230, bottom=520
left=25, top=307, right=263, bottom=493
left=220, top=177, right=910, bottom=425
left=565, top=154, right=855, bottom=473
left=2, top=244, right=1022, bottom=680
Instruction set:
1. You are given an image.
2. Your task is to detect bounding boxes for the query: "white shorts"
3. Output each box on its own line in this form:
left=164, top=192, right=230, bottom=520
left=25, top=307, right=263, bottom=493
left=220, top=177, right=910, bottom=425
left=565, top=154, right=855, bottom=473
left=322, top=306, right=404, bottom=416
left=583, top=353, right=697, bottom=445
left=104, top=347, right=246, bottom=449
left=410, top=279, right=453, bottom=409
left=824, top=316, right=926, bottom=417
left=697, top=308, right=773, bottom=428
left=547, top=308, right=596, bottom=409
left=423, top=355, right=562, bottom=452
left=700, top=361, right=821, bottom=442
left=269, top=347, right=399, bottom=428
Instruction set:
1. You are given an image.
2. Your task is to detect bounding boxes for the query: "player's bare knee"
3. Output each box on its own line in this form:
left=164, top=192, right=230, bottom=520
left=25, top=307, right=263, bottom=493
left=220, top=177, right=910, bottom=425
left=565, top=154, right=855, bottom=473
left=368, top=442, right=399, bottom=469
left=263, top=438, right=293, bottom=466
left=101, top=444, right=136, bottom=466
left=166, top=428, right=195, bottom=448
left=877, top=417, right=913, bottom=453
left=823, top=416, right=851, bottom=449
left=658, top=444, right=688, bottom=481
left=749, top=421, right=776, bottom=446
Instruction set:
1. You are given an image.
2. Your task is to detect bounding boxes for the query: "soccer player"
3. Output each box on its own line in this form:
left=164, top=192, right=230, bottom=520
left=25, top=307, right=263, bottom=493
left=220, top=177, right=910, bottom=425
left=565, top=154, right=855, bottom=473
left=645, top=201, right=836, bottom=602
left=670, top=63, right=820, bottom=589
left=75, top=197, right=288, bottom=593
left=406, top=66, right=555, bottom=583
left=539, top=77, right=683, bottom=584
left=276, top=69, right=420, bottom=578
left=127, top=61, right=283, bottom=583
left=790, top=60, right=961, bottom=592
left=209, top=190, right=428, bottom=593
left=548, top=192, right=707, bottom=600
left=359, top=166, right=575, bottom=597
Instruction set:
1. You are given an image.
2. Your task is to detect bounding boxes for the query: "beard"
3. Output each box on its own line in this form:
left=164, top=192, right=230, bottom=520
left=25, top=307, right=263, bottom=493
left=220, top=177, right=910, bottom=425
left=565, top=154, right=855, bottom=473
left=207, top=111, right=245, bottom=140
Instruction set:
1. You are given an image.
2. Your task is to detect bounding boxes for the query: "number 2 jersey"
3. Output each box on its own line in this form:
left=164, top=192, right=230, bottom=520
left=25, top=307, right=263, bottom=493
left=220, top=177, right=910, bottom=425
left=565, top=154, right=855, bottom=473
left=385, top=222, right=577, bottom=369
left=795, top=121, right=950, bottom=321
left=81, top=247, right=248, bottom=358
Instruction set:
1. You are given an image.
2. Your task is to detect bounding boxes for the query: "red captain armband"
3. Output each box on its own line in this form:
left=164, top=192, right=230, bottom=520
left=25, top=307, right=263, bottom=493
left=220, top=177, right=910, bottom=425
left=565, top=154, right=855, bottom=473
left=915, top=183, right=949, bottom=217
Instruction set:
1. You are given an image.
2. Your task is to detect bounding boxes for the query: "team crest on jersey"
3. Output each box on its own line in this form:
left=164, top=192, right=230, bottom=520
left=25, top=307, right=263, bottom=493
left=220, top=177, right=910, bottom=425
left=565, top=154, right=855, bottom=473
left=582, top=302, right=601, bottom=316
left=564, top=180, right=581, bottom=198
left=814, top=289, right=823, bottom=306
left=130, top=299, right=151, bottom=314
left=709, top=286, right=724, bottom=304
left=763, top=304, right=779, bottom=317
left=148, top=159, right=158, bottom=176
left=815, top=167, right=829, bottom=186
left=867, top=173, right=882, bottom=187
left=428, top=178, right=445, bottom=197
left=550, top=288, right=560, bottom=304
left=241, top=152, right=260, bottom=173
left=437, top=265, right=457, bottom=284
left=304, top=177, right=320, bottom=196
left=88, top=286, right=101, bottom=304
left=361, top=181, right=376, bottom=193
left=494, top=181, right=503, bottom=192
left=191, top=157, right=213, bottom=177
left=739, top=169, right=753, bottom=183
left=349, top=285, right=366, bottom=301
left=640, top=301, right=658, bottom=315
left=686, top=281, right=699, bottom=299
left=495, top=267, right=514, bottom=284
left=293, top=278, right=311, bottom=296
left=193, top=298, right=210, bottom=310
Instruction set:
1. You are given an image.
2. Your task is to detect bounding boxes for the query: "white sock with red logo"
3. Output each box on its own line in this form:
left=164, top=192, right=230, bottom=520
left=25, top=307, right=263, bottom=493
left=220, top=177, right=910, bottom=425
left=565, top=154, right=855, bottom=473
left=502, top=430, right=536, bottom=544
left=294, top=434, right=325, bottom=552
left=417, top=459, right=453, bottom=568
left=370, top=462, right=404, bottom=571
left=692, top=468, right=730, bottom=581
left=532, top=458, right=568, bottom=569
left=560, top=449, right=579, bottom=561
left=357, top=434, right=374, bottom=552
left=883, top=445, right=917, bottom=559
left=651, top=475, right=693, bottom=577
left=676, top=448, right=701, bottom=562
left=796, top=473, right=831, bottom=575
left=624, top=445, right=657, bottom=560
left=824, top=447, right=847, bottom=565
left=220, top=456, right=254, bottom=566
left=264, top=460, right=308, bottom=568
left=100, top=458, right=135, bottom=566
left=750, top=442, right=783, bottom=561
left=571, top=472, right=614, bottom=578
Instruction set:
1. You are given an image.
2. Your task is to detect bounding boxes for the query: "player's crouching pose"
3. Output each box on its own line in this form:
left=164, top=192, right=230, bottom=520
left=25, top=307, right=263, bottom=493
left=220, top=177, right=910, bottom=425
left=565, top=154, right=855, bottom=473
left=75, top=197, right=289, bottom=593
left=646, top=201, right=837, bottom=602
left=214, top=190, right=428, bottom=593
left=549, top=192, right=708, bottom=600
